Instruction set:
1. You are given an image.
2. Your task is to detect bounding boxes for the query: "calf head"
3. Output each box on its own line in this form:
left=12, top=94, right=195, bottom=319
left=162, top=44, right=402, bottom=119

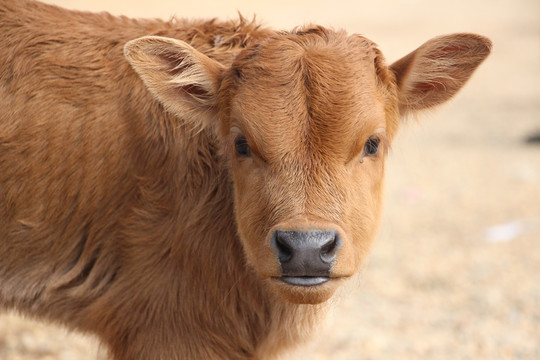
left=124, top=28, right=490, bottom=304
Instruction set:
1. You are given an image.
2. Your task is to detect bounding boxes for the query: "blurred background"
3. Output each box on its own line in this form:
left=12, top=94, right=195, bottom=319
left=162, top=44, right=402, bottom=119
left=1, top=0, right=539, bottom=359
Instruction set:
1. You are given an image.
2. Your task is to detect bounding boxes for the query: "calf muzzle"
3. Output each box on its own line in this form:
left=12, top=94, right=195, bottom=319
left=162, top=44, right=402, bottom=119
left=270, top=229, right=341, bottom=286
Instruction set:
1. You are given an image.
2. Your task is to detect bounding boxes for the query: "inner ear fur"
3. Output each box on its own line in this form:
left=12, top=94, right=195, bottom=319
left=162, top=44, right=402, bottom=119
left=390, top=33, right=492, bottom=114
left=124, top=36, right=225, bottom=124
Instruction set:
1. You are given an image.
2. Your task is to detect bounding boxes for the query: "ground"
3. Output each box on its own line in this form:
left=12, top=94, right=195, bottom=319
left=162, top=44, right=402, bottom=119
left=1, top=0, right=539, bottom=359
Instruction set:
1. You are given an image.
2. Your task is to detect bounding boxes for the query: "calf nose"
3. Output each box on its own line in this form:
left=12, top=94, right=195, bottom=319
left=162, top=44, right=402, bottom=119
left=271, top=230, right=341, bottom=277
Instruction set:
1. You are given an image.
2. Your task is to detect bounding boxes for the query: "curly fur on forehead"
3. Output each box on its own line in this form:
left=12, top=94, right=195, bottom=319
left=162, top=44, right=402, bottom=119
left=231, top=26, right=379, bottom=77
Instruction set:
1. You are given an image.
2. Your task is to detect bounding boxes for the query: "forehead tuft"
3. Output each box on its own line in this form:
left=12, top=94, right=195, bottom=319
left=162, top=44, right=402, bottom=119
left=232, top=26, right=378, bottom=83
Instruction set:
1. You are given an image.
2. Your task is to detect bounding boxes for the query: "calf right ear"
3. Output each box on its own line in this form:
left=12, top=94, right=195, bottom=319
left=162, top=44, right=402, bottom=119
left=124, top=36, right=225, bottom=126
left=390, top=33, right=492, bottom=115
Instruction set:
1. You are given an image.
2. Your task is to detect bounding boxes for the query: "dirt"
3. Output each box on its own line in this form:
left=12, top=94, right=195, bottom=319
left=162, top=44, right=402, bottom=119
left=1, top=0, right=539, bottom=359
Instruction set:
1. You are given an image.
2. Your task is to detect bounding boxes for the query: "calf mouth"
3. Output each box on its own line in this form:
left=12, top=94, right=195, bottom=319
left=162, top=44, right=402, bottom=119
left=269, top=276, right=343, bottom=304
left=279, top=276, right=330, bottom=286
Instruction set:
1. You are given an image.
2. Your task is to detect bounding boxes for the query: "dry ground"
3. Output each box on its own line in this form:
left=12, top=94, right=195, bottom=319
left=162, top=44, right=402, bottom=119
left=1, top=0, right=539, bottom=359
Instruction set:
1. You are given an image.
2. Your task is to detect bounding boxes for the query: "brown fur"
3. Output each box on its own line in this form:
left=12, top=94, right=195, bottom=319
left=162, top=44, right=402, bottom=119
left=0, top=0, right=491, bottom=358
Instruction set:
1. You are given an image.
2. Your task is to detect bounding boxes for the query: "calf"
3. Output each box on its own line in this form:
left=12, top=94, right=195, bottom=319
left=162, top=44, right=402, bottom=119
left=0, top=0, right=491, bottom=358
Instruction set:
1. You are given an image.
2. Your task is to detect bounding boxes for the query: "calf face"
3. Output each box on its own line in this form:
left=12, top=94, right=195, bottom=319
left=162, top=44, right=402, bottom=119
left=125, top=28, right=490, bottom=304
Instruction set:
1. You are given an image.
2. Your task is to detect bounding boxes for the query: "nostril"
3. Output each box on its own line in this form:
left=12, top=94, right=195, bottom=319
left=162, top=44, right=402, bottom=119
left=274, top=232, right=293, bottom=263
left=320, top=233, right=340, bottom=263
left=320, top=237, right=336, bottom=255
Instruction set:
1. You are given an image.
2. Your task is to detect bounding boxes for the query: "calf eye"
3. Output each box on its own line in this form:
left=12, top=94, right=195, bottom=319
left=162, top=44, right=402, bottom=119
left=234, top=136, right=251, bottom=157
left=363, top=137, right=380, bottom=157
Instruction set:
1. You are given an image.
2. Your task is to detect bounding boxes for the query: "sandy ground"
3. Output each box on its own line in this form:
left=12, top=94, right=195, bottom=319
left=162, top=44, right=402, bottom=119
left=1, top=0, right=539, bottom=359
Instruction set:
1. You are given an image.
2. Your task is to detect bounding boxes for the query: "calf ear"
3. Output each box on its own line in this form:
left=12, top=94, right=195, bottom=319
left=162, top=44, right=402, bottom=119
left=390, top=33, right=492, bottom=114
left=124, top=36, right=225, bottom=124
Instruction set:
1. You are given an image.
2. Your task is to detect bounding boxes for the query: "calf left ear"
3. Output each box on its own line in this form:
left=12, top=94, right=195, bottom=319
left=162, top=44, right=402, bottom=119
left=124, top=36, right=225, bottom=125
left=390, top=33, right=492, bottom=115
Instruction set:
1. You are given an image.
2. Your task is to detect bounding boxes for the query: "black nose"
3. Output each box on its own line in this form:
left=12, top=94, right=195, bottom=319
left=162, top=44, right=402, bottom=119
left=271, top=230, right=341, bottom=278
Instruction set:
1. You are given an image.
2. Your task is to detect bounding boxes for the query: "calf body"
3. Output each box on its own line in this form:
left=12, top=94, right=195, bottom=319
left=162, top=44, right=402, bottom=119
left=0, top=0, right=491, bottom=359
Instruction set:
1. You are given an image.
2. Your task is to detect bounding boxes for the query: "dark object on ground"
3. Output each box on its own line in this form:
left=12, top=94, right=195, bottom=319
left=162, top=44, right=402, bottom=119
left=524, top=133, right=540, bottom=144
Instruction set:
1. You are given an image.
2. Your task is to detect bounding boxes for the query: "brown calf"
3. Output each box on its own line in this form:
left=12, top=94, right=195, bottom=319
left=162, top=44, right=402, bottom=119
left=0, top=0, right=491, bottom=358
